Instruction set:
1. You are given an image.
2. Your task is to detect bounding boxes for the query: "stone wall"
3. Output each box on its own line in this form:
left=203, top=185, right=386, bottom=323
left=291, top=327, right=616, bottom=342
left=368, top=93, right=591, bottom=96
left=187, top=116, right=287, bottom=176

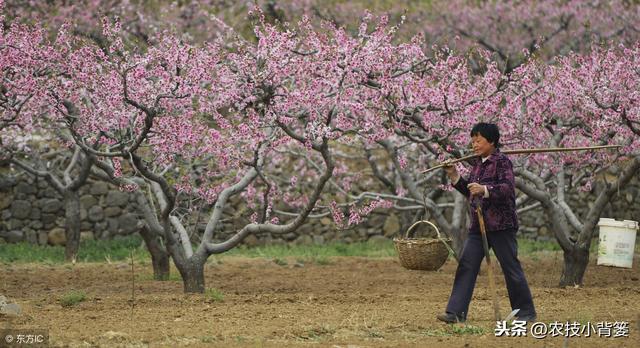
left=518, top=180, right=640, bottom=241
left=1, top=172, right=638, bottom=246
left=0, top=174, right=140, bottom=246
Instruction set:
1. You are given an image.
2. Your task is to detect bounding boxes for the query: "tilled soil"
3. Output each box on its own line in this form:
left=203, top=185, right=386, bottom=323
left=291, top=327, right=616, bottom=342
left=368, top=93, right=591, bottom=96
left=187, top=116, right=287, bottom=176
left=1, top=252, right=639, bottom=347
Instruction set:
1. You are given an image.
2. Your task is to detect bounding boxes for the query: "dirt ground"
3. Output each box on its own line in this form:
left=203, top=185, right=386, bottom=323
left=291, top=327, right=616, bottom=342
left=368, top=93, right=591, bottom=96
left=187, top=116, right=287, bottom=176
left=1, top=251, right=639, bottom=347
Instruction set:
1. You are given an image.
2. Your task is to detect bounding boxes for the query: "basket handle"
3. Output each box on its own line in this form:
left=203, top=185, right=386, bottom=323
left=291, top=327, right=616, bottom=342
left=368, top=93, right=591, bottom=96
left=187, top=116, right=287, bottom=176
left=405, top=220, right=442, bottom=239
left=405, top=220, right=457, bottom=258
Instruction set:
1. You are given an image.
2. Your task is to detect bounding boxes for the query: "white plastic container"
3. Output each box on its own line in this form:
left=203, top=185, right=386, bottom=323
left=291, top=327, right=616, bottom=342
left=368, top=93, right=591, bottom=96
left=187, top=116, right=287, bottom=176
left=597, top=218, right=638, bottom=268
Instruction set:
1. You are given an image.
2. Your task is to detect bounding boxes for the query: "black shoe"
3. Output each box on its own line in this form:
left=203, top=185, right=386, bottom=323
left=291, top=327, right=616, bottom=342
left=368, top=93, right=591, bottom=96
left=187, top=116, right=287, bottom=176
left=437, top=312, right=465, bottom=323
left=515, top=313, right=537, bottom=323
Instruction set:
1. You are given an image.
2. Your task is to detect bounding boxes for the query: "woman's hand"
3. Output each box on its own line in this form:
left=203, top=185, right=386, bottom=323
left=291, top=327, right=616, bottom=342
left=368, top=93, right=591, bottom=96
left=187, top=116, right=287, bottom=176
left=467, top=182, right=486, bottom=196
left=443, top=160, right=459, bottom=181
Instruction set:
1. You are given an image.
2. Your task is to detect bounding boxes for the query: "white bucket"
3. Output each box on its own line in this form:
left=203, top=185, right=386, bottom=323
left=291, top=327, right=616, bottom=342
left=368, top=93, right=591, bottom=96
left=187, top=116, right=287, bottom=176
left=597, top=218, right=638, bottom=268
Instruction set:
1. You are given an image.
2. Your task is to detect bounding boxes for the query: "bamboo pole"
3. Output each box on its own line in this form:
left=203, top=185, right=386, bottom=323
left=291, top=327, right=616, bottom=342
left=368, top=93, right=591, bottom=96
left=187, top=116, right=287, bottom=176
left=421, top=144, right=621, bottom=174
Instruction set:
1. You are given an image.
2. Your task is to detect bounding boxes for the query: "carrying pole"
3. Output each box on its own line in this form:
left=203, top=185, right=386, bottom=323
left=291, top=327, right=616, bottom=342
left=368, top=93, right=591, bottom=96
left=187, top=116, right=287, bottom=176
left=421, top=145, right=620, bottom=174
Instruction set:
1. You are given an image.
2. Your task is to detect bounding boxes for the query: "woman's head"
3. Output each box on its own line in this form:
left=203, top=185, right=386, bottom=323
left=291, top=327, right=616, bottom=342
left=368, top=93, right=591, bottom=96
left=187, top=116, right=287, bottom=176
left=470, top=122, right=500, bottom=157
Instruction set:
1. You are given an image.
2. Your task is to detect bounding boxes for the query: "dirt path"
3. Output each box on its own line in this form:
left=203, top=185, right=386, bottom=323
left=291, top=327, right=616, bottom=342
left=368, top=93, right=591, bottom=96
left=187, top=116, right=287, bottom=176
left=1, top=252, right=639, bottom=347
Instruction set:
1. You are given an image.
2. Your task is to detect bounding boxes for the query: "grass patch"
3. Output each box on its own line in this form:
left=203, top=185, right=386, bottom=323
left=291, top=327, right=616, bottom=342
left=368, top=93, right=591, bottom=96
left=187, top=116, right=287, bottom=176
left=0, top=235, right=148, bottom=263
left=226, top=240, right=397, bottom=259
left=204, top=288, right=224, bottom=302
left=1, top=235, right=582, bottom=264
left=295, top=325, right=336, bottom=340
left=518, top=238, right=562, bottom=253
left=137, top=272, right=182, bottom=282
left=424, top=324, right=486, bottom=337
left=273, top=257, right=288, bottom=266
left=295, top=255, right=333, bottom=266
left=59, top=290, right=87, bottom=307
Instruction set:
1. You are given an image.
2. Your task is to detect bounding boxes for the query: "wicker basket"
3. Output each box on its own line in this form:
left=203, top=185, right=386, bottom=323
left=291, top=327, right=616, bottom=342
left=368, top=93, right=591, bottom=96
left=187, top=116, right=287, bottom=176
left=393, top=220, right=451, bottom=271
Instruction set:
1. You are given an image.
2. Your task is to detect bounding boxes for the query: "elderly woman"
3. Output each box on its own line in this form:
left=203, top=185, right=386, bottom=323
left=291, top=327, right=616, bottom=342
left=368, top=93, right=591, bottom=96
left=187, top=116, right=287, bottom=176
left=437, top=122, right=536, bottom=323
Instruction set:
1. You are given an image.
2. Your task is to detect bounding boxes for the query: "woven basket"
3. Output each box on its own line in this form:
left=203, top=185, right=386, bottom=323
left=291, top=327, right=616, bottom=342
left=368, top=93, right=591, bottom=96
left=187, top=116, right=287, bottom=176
left=393, top=220, right=451, bottom=271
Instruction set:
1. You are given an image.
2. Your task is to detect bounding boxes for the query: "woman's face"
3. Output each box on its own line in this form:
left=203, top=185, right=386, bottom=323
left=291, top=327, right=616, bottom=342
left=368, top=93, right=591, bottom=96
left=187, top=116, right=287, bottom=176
left=471, top=134, right=495, bottom=157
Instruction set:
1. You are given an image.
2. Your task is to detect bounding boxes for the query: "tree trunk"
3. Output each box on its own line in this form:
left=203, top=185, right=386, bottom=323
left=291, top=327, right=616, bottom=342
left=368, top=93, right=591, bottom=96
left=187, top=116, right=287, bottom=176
left=178, top=255, right=206, bottom=293
left=138, top=225, right=170, bottom=280
left=63, top=190, right=81, bottom=262
left=559, top=246, right=590, bottom=287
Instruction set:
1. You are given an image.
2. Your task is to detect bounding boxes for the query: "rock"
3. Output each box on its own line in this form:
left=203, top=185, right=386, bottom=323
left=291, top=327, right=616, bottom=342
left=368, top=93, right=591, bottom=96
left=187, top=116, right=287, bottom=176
left=80, top=195, right=98, bottom=208
left=88, top=206, right=104, bottom=222
left=24, top=229, right=37, bottom=244
left=15, top=181, right=36, bottom=195
left=106, top=218, right=119, bottom=234
left=320, top=217, right=333, bottom=226
left=269, top=238, right=287, bottom=246
left=368, top=235, right=389, bottom=245
left=313, top=235, right=325, bottom=245
left=104, top=207, right=121, bottom=217
left=42, top=188, right=59, bottom=199
left=10, top=200, right=31, bottom=219
left=0, top=176, right=16, bottom=191
left=1, top=210, right=10, bottom=220
left=42, top=214, right=57, bottom=226
left=0, top=303, right=22, bottom=316
left=37, top=231, right=48, bottom=245
left=324, top=231, right=335, bottom=241
left=47, top=228, right=66, bottom=246
left=0, top=230, right=23, bottom=243
left=0, top=194, right=12, bottom=210
left=283, top=233, right=297, bottom=241
left=41, top=198, right=63, bottom=213
left=94, top=221, right=107, bottom=234
left=80, top=231, right=94, bottom=241
left=90, top=182, right=109, bottom=195
left=538, top=226, right=549, bottom=236
left=118, top=214, right=138, bottom=234
left=243, top=234, right=259, bottom=247
left=7, top=219, right=23, bottom=230
left=29, top=207, right=41, bottom=220
left=383, top=214, right=400, bottom=237
left=105, top=191, right=129, bottom=207
left=293, top=235, right=313, bottom=246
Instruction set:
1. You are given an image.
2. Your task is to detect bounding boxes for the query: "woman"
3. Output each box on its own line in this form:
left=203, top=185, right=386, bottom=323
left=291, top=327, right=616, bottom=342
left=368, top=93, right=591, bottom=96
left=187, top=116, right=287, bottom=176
left=437, top=122, right=536, bottom=323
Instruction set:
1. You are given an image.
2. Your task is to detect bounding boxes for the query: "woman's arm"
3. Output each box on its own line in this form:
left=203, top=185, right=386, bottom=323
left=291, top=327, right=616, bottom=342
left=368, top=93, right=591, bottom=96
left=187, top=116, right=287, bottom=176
left=485, top=158, right=515, bottom=201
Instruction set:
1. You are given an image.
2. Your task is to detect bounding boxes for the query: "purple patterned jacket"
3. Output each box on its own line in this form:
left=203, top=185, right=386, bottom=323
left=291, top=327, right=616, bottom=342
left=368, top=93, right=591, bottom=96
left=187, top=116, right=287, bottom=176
left=453, top=150, right=518, bottom=234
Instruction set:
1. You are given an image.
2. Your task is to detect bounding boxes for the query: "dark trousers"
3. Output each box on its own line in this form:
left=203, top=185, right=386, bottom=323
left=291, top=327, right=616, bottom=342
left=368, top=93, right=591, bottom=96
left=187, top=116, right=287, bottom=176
left=445, top=230, right=536, bottom=319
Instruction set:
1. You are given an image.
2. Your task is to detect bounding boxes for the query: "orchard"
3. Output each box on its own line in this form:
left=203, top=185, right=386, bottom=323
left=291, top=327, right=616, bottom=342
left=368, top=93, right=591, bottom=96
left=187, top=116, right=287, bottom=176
left=1, top=1, right=638, bottom=346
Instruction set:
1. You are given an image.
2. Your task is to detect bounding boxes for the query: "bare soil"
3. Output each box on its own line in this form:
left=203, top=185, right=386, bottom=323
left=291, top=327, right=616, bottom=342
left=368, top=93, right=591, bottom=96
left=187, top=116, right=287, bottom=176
left=1, top=252, right=639, bottom=347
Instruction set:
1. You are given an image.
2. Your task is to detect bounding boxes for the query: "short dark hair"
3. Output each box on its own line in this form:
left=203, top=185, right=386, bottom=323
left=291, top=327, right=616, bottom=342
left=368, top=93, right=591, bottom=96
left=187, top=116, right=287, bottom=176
left=470, top=122, right=500, bottom=148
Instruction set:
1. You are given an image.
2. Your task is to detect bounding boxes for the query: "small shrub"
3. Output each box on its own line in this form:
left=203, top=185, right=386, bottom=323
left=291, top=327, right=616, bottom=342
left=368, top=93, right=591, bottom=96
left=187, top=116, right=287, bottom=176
left=205, top=288, right=224, bottom=302
left=450, top=324, right=485, bottom=335
left=59, top=290, right=87, bottom=307
left=273, top=258, right=288, bottom=266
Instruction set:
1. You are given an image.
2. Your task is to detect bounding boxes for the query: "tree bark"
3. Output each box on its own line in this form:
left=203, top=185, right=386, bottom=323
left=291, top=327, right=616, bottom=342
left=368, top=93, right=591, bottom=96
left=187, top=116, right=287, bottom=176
left=63, top=190, right=81, bottom=262
left=138, top=225, right=170, bottom=280
left=559, top=246, right=590, bottom=287
left=178, top=254, right=206, bottom=293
